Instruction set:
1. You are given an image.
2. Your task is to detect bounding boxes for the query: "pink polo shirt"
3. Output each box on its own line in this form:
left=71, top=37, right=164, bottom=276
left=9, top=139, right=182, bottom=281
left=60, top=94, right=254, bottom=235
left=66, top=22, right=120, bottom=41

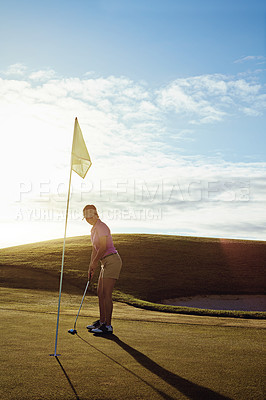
left=91, top=219, right=117, bottom=258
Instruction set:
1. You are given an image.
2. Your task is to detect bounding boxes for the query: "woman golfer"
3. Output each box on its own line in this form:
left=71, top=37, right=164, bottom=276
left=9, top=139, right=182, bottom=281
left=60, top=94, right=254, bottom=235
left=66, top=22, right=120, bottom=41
left=83, top=205, right=122, bottom=334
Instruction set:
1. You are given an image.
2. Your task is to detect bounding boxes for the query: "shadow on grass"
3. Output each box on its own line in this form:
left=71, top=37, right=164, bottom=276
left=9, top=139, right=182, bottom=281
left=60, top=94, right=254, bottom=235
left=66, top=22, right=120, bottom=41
left=55, top=356, right=80, bottom=400
left=77, top=334, right=176, bottom=400
left=78, top=334, right=232, bottom=400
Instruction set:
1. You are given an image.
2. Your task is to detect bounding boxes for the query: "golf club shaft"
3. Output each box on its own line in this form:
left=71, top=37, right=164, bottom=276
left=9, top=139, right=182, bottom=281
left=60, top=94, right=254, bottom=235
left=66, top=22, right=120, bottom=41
left=73, top=280, right=90, bottom=330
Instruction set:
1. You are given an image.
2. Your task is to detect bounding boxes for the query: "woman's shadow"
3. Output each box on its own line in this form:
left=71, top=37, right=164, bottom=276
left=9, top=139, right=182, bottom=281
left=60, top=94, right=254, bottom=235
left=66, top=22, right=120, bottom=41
left=79, top=333, right=232, bottom=400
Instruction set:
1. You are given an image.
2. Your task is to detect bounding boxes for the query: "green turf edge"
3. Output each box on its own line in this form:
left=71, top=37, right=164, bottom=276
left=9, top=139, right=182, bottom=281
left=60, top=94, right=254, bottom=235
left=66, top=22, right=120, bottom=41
left=112, top=291, right=266, bottom=320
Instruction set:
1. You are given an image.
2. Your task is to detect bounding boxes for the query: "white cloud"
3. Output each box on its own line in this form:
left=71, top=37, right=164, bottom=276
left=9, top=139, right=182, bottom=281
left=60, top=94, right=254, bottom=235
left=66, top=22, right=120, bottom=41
left=241, top=107, right=260, bottom=117
left=3, top=63, right=27, bottom=76
left=234, top=55, right=266, bottom=64
left=0, top=66, right=265, bottom=246
left=156, top=74, right=266, bottom=122
left=29, top=69, right=56, bottom=81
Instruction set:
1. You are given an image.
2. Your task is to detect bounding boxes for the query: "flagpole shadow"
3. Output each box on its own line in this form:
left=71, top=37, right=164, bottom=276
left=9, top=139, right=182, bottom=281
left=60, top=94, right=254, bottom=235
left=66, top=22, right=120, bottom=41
left=84, top=334, right=232, bottom=400
left=55, top=356, right=80, bottom=400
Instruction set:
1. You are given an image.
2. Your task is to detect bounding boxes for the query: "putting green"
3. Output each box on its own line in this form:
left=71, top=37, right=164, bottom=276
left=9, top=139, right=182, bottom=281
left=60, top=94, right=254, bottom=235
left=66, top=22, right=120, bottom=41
left=0, top=288, right=265, bottom=400
left=0, top=235, right=265, bottom=398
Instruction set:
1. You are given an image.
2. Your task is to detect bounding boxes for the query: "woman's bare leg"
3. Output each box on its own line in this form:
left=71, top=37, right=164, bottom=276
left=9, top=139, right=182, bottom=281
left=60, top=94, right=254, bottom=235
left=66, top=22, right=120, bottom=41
left=103, top=278, right=116, bottom=326
left=97, top=270, right=106, bottom=323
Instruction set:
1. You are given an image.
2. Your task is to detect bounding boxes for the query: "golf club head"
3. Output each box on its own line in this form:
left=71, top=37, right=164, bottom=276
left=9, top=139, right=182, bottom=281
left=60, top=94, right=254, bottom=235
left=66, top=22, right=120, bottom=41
left=68, top=329, right=77, bottom=335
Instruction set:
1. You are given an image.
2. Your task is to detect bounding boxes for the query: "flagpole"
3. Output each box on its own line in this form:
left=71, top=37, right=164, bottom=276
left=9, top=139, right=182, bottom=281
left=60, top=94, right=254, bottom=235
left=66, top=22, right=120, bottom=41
left=50, top=157, right=73, bottom=357
left=50, top=117, right=91, bottom=357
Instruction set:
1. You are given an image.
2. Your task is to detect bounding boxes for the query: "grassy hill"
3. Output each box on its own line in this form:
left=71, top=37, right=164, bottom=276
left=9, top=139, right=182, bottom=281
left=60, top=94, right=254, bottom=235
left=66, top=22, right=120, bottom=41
left=0, top=234, right=265, bottom=318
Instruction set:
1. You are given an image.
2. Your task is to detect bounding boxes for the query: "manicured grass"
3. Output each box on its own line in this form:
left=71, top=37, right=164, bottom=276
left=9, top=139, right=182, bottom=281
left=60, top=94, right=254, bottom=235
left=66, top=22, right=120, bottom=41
left=0, top=288, right=265, bottom=400
left=0, top=234, right=265, bottom=318
left=0, top=235, right=265, bottom=399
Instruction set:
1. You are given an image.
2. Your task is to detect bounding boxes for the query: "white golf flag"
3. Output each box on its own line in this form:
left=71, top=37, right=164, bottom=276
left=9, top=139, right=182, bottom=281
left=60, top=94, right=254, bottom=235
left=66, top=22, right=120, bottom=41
left=71, top=117, right=92, bottom=178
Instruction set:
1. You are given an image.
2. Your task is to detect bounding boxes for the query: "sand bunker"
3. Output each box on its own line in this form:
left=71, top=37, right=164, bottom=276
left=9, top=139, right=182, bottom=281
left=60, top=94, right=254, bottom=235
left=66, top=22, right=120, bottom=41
left=161, top=295, right=266, bottom=311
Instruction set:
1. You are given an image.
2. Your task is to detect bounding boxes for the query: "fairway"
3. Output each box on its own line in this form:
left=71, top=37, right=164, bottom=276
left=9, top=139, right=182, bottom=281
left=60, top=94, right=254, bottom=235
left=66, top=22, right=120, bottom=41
left=0, top=288, right=265, bottom=400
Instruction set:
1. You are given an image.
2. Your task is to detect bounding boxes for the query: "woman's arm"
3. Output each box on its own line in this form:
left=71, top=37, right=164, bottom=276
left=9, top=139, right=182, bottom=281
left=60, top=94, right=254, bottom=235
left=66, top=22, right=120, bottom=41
left=90, top=246, right=97, bottom=264
left=88, top=236, right=107, bottom=279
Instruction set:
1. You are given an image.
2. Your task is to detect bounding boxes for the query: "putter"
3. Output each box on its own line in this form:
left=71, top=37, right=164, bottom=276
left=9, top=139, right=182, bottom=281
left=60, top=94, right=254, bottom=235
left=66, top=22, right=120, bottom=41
left=68, top=279, right=90, bottom=335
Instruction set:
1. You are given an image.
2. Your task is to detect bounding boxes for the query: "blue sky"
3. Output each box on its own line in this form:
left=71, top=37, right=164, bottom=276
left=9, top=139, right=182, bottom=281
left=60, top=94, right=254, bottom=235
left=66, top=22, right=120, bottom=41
left=1, top=0, right=265, bottom=82
left=0, top=0, right=265, bottom=247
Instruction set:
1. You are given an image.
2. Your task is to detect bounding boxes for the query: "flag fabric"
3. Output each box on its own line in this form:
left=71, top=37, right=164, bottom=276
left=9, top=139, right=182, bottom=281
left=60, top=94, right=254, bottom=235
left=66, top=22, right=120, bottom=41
left=71, top=117, right=92, bottom=178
